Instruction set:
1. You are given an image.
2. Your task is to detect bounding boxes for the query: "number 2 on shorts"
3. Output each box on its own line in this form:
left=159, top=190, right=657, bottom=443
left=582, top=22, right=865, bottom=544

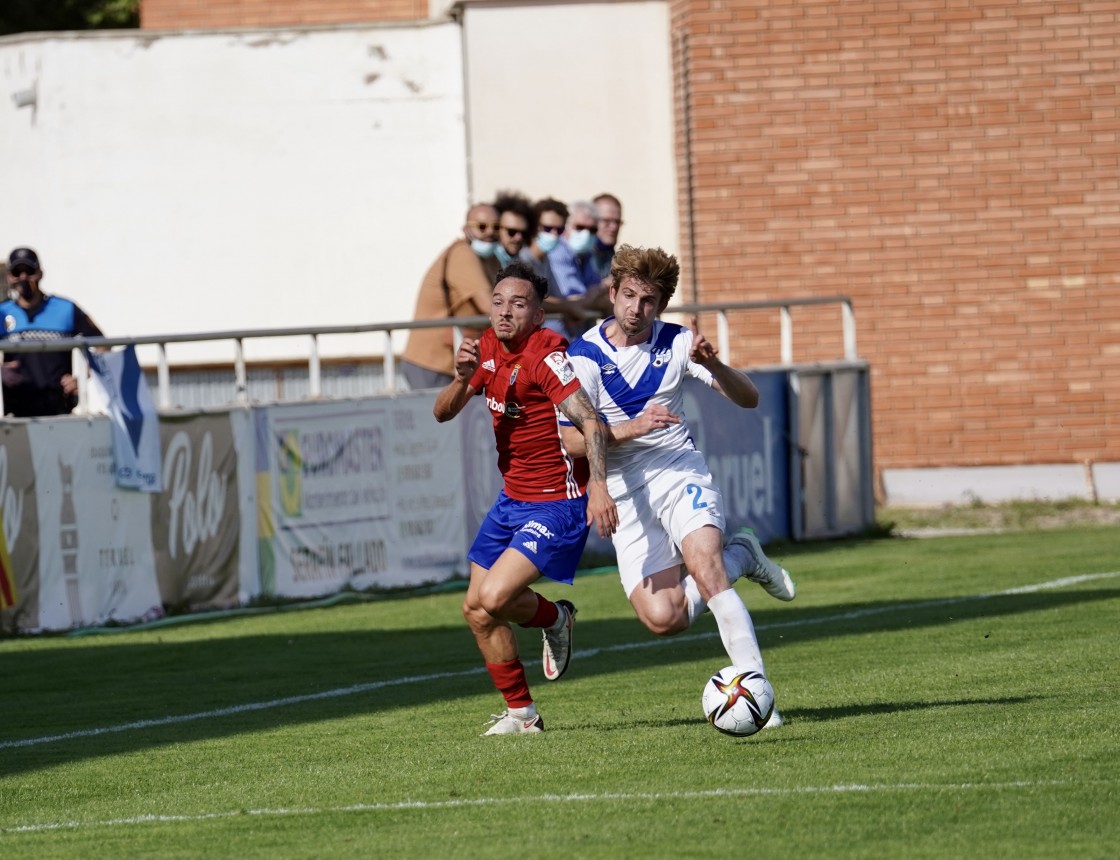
left=686, top=483, right=709, bottom=509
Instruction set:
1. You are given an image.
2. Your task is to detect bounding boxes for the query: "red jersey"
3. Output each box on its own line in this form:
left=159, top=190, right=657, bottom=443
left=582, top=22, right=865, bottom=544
left=469, top=326, right=589, bottom=502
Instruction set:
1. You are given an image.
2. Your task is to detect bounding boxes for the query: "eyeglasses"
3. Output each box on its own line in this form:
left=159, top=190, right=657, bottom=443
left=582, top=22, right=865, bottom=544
left=600, top=218, right=623, bottom=226
left=467, top=221, right=500, bottom=233
left=500, top=226, right=526, bottom=237
left=538, top=224, right=564, bottom=235
left=572, top=224, right=598, bottom=234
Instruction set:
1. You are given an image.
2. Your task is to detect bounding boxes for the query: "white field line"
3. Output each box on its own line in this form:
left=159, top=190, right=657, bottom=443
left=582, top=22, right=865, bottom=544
left=3, top=570, right=1118, bottom=753
left=2, top=780, right=1091, bottom=834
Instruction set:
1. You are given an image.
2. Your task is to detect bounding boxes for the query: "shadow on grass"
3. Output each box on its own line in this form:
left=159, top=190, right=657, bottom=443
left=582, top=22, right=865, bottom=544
left=786, top=695, right=1042, bottom=723
left=0, top=587, right=1115, bottom=777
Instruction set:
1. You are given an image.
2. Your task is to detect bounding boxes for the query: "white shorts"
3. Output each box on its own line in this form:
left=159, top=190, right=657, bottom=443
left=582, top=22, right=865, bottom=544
left=612, top=449, right=726, bottom=597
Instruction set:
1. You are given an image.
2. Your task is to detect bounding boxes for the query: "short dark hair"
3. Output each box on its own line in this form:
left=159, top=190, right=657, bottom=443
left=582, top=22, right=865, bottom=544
left=494, top=190, right=536, bottom=234
left=532, top=197, right=569, bottom=223
left=496, top=259, right=549, bottom=302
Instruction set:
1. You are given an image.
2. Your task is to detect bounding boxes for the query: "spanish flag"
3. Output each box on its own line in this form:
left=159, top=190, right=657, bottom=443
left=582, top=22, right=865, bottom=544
left=0, top=518, right=16, bottom=610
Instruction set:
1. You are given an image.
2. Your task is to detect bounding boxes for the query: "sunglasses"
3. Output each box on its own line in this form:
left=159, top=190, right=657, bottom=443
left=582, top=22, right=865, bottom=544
left=573, top=224, right=598, bottom=234
left=467, top=221, right=500, bottom=232
left=538, top=224, right=564, bottom=235
left=500, top=226, right=526, bottom=237
left=9, top=267, right=36, bottom=277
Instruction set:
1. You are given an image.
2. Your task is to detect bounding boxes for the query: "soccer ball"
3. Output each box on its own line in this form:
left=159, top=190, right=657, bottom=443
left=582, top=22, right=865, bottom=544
left=702, top=667, right=775, bottom=736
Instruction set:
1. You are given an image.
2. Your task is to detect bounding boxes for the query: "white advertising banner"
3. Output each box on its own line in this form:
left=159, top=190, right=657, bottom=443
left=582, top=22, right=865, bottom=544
left=257, top=396, right=466, bottom=598
left=29, top=419, right=161, bottom=630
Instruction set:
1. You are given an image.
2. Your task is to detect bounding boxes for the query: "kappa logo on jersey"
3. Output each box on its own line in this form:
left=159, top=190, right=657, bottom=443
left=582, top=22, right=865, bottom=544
left=543, top=351, right=576, bottom=385
left=481, top=359, right=496, bottom=372
left=651, top=349, right=673, bottom=368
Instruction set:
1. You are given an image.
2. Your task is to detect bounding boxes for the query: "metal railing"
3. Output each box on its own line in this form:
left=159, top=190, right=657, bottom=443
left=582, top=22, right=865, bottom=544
left=0, top=296, right=855, bottom=413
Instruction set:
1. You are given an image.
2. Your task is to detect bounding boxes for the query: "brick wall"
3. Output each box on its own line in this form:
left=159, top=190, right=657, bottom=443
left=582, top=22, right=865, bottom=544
left=140, top=0, right=426, bottom=29
left=670, top=0, right=1119, bottom=483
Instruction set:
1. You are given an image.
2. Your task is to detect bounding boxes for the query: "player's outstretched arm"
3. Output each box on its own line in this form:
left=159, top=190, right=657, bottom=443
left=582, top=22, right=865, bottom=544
left=688, top=316, right=760, bottom=409
left=559, top=388, right=618, bottom=538
left=433, top=338, right=480, bottom=422
left=559, top=403, right=681, bottom=455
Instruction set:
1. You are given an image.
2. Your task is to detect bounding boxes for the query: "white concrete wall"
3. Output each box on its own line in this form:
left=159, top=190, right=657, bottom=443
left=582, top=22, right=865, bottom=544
left=462, top=2, right=679, bottom=254
left=1, top=24, right=468, bottom=363
left=0, top=4, right=680, bottom=366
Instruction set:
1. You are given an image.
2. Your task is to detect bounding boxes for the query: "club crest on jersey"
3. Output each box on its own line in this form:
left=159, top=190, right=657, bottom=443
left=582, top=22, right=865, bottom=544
left=509, top=364, right=521, bottom=385
left=543, top=351, right=576, bottom=385
left=651, top=348, right=672, bottom=368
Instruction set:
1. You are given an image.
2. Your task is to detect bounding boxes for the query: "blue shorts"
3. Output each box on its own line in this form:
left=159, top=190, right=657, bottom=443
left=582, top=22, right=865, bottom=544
left=468, top=491, right=590, bottom=584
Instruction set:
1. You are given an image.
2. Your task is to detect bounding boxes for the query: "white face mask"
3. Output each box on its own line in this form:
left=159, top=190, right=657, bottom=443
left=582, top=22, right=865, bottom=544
left=536, top=232, right=560, bottom=253
left=470, top=239, right=497, bottom=258
left=566, top=229, right=595, bottom=255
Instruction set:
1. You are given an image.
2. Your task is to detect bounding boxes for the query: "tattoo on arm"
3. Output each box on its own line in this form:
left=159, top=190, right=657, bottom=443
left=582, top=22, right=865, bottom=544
left=560, top=390, right=608, bottom=481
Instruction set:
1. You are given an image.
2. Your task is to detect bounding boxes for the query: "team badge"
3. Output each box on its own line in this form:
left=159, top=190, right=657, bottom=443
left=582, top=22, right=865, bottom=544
left=652, top=348, right=673, bottom=368
left=543, top=351, right=576, bottom=385
left=3, top=315, right=14, bottom=333
left=509, top=364, right=521, bottom=385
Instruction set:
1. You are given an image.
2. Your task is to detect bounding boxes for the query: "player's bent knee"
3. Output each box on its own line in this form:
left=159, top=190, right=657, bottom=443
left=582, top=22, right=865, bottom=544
left=638, top=606, right=690, bottom=637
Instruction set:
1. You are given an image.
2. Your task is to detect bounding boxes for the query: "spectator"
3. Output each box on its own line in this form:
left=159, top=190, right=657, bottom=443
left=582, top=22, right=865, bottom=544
left=519, top=197, right=567, bottom=300
left=1, top=247, right=104, bottom=418
left=545, top=200, right=607, bottom=341
left=401, top=203, right=501, bottom=390
left=591, top=193, right=623, bottom=282
left=493, top=191, right=534, bottom=269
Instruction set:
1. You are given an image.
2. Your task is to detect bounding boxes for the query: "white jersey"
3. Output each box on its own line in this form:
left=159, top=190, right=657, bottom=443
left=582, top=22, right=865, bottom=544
left=565, top=317, right=715, bottom=499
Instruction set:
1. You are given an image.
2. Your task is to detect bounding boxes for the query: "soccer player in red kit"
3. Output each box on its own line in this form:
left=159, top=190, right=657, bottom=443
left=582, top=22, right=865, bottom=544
left=435, top=260, right=617, bottom=735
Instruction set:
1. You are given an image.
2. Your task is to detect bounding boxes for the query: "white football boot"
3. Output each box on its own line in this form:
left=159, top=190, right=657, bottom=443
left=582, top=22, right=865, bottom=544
left=727, top=529, right=797, bottom=602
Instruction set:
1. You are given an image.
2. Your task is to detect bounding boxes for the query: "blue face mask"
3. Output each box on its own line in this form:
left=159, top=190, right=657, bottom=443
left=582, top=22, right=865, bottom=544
left=495, top=246, right=514, bottom=268
left=536, top=232, right=560, bottom=254
left=471, top=239, right=497, bottom=258
left=566, top=229, right=595, bottom=255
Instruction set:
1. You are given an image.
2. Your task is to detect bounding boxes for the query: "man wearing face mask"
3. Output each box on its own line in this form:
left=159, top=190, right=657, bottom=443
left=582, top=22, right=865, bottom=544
left=545, top=200, right=610, bottom=341
left=519, top=197, right=568, bottom=302
left=401, top=202, right=502, bottom=389
left=493, top=191, right=535, bottom=270
left=1, top=247, right=104, bottom=418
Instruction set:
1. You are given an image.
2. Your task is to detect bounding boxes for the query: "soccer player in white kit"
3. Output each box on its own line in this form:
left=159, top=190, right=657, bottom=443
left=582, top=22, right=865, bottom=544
left=559, top=244, right=795, bottom=726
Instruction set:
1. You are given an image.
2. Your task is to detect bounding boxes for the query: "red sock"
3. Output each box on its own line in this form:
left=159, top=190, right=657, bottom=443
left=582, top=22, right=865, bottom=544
left=518, top=592, right=560, bottom=629
left=486, top=659, right=533, bottom=708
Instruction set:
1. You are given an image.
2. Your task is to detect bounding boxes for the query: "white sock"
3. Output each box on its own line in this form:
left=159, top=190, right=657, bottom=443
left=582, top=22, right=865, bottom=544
left=508, top=703, right=537, bottom=719
left=707, top=588, right=765, bottom=674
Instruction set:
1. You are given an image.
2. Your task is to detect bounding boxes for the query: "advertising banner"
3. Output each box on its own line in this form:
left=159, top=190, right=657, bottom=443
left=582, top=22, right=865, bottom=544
left=0, top=423, right=40, bottom=633
left=257, top=396, right=466, bottom=598
left=28, top=419, right=161, bottom=631
left=152, top=412, right=242, bottom=612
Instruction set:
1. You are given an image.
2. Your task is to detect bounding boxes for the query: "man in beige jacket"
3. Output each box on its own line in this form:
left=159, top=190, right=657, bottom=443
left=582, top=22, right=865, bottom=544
left=401, top=203, right=501, bottom=389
